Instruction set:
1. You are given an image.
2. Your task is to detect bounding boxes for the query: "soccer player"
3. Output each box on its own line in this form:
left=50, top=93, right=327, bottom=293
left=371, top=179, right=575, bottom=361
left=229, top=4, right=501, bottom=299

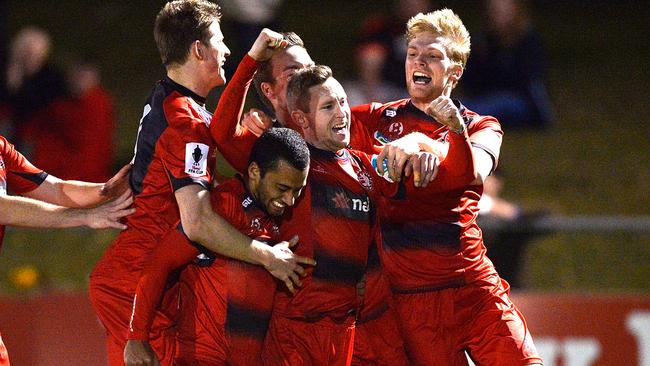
left=212, top=30, right=416, bottom=365
left=0, top=134, right=134, bottom=366
left=88, top=2, right=313, bottom=365
left=351, top=9, right=543, bottom=365
left=123, top=128, right=309, bottom=366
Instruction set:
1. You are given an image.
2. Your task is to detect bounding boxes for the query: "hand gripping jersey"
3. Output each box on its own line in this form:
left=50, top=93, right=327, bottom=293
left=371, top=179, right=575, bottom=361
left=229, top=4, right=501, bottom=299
left=89, top=77, right=215, bottom=366
left=0, top=135, right=48, bottom=248
left=352, top=99, right=503, bottom=292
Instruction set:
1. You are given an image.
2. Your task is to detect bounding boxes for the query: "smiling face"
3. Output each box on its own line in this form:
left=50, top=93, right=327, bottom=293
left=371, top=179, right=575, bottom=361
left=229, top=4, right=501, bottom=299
left=299, top=77, right=351, bottom=152
left=249, top=159, right=308, bottom=217
left=200, top=21, right=231, bottom=88
left=405, top=31, right=461, bottom=108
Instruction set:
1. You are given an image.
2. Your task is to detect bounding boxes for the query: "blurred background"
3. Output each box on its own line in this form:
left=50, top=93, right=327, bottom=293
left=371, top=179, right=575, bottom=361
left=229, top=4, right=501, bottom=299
left=0, top=0, right=649, bottom=365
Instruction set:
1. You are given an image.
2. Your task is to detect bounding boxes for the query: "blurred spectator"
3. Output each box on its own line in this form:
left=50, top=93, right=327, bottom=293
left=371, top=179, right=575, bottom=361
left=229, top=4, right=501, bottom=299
left=23, top=57, right=116, bottom=182
left=3, top=27, right=68, bottom=146
left=342, top=42, right=407, bottom=106
left=219, top=0, right=284, bottom=78
left=356, top=0, right=434, bottom=87
left=477, top=172, right=550, bottom=288
left=460, top=0, right=555, bottom=129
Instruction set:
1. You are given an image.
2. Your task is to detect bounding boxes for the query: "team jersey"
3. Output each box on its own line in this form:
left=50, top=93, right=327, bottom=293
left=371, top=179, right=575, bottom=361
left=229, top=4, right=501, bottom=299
left=0, top=135, right=48, bottom=248
left=351, top=99, right=503, bottom=291
left=178, top=177, right=281, bottom=365
left=91, top=76, right=215, bottom=280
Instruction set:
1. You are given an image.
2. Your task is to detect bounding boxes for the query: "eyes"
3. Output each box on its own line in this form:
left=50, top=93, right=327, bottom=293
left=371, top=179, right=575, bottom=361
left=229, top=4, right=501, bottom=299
left=407, top=51, right=440, bottom=60
left=320, top=97, right=347, bottom=110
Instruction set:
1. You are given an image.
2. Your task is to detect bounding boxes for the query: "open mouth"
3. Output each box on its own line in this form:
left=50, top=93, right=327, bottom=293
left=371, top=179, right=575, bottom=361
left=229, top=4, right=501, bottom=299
left=413, top=71, right=432, bottom=85
left=332, top=121, right=348, bottom=133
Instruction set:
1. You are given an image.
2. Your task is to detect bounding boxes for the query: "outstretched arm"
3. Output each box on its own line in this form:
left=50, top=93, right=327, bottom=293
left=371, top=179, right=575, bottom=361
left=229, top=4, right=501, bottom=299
left=0, top=189, right=133, bottom=230
left=23, top=164, right=132, bottom=208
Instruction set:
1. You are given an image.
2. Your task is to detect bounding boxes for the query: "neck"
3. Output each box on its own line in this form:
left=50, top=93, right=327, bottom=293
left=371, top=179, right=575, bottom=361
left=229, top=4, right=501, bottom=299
left=410, top=98, right=431, bottom=113
left=167, top=65, right=210, bottom=98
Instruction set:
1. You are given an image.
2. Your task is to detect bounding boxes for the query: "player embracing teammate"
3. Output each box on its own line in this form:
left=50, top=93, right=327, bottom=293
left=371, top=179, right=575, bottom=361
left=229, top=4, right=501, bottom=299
left=83, top=1, right=542, bottom=365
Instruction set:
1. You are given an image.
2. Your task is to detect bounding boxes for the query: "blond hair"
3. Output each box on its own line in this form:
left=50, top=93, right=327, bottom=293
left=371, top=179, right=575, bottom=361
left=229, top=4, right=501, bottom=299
left=406, top=9, right=471, bottom=67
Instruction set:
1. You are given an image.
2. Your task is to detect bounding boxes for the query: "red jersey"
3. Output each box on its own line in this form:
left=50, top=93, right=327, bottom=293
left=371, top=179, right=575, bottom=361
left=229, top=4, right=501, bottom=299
left=91, top=76, right=215, bottom=280
left=0, top=135, right=48, bottom=248
left=352, top=99, right=503, bottom=291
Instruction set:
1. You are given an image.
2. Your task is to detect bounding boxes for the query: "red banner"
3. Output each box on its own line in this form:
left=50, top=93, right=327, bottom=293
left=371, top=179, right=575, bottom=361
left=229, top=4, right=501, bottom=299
left=1, top=292, right=649, bottom=365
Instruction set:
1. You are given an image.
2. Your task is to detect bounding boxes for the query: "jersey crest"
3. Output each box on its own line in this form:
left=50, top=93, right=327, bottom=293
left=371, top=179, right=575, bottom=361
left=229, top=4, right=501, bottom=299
left=184, top=142, right=209, bottom=177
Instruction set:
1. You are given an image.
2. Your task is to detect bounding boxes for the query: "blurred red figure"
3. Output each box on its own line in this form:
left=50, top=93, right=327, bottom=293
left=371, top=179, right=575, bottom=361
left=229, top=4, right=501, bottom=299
left=26, top=60, right=116, bottom=182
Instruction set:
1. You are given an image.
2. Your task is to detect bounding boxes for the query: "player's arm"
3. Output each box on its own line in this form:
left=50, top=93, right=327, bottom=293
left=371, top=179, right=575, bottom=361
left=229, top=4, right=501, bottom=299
left=23, top=164, right=132, bottom=208
left=124, top=229, right=198, bottom=366
left=211, top=29, right=286, bottom=173
left=176, top=185, right=314, bottom=292
left=0, top=190, right=133, bottom=230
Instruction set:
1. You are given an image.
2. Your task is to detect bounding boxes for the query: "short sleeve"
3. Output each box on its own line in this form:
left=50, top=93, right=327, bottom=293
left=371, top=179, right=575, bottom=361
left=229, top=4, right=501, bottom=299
left=159, top=96, right=214, bottom=191
left=0, top=135, right=48, bottom=195
left=468, top=115, right=503, bottom=173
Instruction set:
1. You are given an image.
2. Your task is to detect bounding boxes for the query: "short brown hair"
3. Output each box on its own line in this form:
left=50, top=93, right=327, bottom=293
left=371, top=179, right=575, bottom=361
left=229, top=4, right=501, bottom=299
left=253, top=32, right=306, bottom=115
left=286, top=64, right=332, bottom=114
left=154, top=0, right=221, bottom=67
left=406, top=9, right=471, bottom=67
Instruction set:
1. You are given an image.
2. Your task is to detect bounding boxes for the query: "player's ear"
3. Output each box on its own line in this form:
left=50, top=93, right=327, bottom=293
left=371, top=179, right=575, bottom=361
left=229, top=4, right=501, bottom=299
left=291, top=110, right=308, bottom=129
left=191, top=40, right=203, bottom=60
left=261, top=82, right=274, bottom=100
left=448, top=64, right=463, bottom=82
left=248, top=162, right=261, bottom=186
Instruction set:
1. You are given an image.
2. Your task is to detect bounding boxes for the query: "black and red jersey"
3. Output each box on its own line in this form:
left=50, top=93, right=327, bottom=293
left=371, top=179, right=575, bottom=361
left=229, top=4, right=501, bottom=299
left=0, top=135, right=48, bottom=248
left=128, top=177, right=280, bottom=343
left=92, top=76, right=215, bottom=280
left=352, top=99, right=504, bottom=291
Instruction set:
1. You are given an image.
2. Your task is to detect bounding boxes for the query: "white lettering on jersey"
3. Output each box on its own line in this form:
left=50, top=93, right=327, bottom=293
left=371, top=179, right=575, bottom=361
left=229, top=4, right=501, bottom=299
left=184, top=142, right=209, bottom=177
left=130, top=104, right=152, bottom=164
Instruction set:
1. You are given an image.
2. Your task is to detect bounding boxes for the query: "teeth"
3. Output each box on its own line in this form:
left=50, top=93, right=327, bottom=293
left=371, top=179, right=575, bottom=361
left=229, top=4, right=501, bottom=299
left=273, top=201, right=284, bottom=208
left=414, top=71, right=428, bottom=77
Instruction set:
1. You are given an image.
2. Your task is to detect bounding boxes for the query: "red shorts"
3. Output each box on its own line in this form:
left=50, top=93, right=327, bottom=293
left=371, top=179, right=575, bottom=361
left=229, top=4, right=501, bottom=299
left=393, top=274, right=542, bottom=366
left=262, top=315, right=356, bottom=366
left=0, top=331, right=9, bottom=366
left=88, top=276, right=177, bottom=366
left=352, top=305, right=409, bottom=366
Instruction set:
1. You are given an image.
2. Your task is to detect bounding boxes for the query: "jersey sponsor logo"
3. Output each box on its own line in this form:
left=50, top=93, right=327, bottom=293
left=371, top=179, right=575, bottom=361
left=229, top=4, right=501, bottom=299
left=241, top=196, right=253, bottom=208
left=385, top=108, right=397, bottom=118
left=184, top=142, right=209, bottom=177
left=373, top=131, right=392, bottom=146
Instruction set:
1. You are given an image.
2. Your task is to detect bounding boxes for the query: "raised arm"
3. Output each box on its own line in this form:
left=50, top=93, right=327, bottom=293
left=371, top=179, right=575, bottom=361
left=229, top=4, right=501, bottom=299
left=210, top=29, right=286, bottom=173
